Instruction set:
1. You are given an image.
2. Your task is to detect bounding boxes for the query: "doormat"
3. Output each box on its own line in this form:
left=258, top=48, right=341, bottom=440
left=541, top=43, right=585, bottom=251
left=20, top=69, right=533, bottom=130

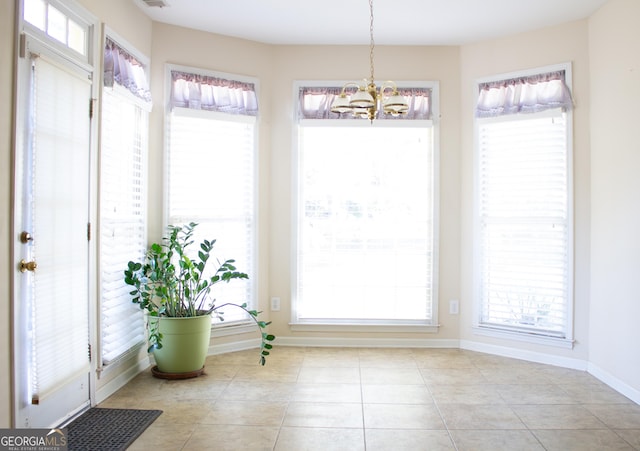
left=65, top=407, right=162, bottom=451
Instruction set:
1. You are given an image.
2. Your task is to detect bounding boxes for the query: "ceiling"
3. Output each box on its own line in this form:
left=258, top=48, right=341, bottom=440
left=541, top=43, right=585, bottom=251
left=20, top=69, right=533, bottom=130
left=132, top=0, right=609, bottom=46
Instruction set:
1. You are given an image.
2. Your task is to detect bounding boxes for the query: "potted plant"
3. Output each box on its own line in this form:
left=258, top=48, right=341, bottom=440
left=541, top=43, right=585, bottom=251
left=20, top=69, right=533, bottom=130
left=124, top=222, right=274, bottom=376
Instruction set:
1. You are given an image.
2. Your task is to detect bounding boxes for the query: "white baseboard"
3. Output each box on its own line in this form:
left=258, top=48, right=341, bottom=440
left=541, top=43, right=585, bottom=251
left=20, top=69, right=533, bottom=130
left=458, top=340, right=639, bottom=405
left=588, top=362, right=640, bottom=405
left=273, top=336, right=460, bottom=348
left=95, top=356, right=151, bottom=405
left=459, top=339, right=588, bottom=370
left=208, top=338, right=262, bottom=355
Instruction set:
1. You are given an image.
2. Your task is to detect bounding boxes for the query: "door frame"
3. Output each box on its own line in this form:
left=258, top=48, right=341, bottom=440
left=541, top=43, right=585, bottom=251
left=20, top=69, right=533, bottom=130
left=11, top=0, right=100, bottom=427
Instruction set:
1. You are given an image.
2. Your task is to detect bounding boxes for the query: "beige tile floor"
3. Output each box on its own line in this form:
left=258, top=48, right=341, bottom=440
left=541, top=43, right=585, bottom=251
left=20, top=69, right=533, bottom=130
left=99, top=346, right=640, bottom=450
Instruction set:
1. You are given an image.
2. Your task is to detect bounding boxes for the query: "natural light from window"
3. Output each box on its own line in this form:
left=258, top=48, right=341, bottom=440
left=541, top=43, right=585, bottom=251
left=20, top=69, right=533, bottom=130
left=24, top=0, right=87, bottom=55
left=296, top=124, right=436, bottom=324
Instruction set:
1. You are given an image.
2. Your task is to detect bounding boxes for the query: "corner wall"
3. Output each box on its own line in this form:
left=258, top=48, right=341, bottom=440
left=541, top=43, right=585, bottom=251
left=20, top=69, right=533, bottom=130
left=459, top=19, right=592, bottom=364
left=587, top=0, right=640, bottom=401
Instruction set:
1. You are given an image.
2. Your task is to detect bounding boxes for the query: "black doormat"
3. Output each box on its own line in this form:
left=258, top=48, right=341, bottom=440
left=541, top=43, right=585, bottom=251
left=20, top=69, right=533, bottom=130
left=65, top=407, right=162, bottom=451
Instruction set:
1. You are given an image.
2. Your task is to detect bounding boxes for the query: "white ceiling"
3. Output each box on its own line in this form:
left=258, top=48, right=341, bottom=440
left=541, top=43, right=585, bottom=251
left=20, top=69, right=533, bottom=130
left=132, top=0, right=609, bottom=46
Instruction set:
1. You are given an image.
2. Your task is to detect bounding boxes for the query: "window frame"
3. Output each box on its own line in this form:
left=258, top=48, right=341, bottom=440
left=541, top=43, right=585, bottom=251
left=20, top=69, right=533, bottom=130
left=163, top=64, right=260, bottom=333
left=291, top=80, right=441, bottom=333
left=472, top=63, right=575, bottom=348
left=22, top=0, right=95, bottom=63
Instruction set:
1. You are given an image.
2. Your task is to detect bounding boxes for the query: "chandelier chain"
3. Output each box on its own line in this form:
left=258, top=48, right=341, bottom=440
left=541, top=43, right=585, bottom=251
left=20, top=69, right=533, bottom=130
left=369, top=0, right=375, bottom=82
left=329, top=0, right=409, bottom=120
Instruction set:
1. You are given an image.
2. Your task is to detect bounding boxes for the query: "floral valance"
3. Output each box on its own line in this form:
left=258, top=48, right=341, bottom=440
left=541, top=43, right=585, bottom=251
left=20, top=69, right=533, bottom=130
left=475, top=70, right=573, bottom=118
left=103, top=38, right=151, bottom=104
left=298, top=86, right=431, bottom=120
left=170, top=70, right=258, bottom=116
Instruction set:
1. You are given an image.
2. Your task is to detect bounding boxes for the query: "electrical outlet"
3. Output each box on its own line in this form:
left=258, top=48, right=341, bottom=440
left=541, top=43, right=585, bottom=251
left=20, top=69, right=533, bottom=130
left=270, top=297, right=281, bottom=311
left=449, top=299, right=459, bottom=315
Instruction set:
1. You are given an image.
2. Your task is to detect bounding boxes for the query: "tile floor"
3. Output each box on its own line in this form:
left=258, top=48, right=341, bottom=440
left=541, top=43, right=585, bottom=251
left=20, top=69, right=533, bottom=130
left=99, top=346, right=640, bottom=450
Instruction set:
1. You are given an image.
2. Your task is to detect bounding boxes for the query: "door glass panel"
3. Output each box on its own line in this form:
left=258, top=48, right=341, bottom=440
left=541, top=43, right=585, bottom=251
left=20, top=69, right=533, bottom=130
left=47, top=5, right=66, bottom=44
left=24, top=0, right=46, bottom=30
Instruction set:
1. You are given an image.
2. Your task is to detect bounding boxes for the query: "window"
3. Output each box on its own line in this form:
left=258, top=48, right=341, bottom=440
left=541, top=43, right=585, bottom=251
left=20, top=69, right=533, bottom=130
left=474, top=66, right=574, bottom=343
left=99, top=35, right=151, bottom=365
left=23, top=0, right=89, bottom=56
left=294, top=84, right=438, bottom=328
left=166, top=66, right=258, bottom=323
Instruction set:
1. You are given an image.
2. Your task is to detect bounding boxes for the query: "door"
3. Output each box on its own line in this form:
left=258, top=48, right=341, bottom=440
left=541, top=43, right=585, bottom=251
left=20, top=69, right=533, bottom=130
left=14, top=50, right=93, bottom=428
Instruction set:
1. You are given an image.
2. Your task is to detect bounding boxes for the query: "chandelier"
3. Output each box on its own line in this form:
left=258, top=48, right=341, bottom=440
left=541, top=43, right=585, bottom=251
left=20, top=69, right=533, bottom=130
left=330, top=0, right=409, bottom=121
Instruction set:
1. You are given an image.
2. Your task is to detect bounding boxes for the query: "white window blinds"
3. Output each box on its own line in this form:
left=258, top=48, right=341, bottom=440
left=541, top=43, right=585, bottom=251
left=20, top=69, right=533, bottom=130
left=166, top=69, right=257, bottom=322
left=29, top=55, right=91, bottom=402
left=99, top=37, right=150, bottom=365
left=476, top=68, right=572, bottom=339
left=295, top=83, right=438, bottom=326
left=296, top=125, right=436, bottom=324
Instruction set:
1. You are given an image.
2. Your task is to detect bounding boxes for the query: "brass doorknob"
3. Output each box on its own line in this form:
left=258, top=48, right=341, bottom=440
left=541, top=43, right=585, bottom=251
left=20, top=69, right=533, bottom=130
left=20, top=260, right=37, bottom=273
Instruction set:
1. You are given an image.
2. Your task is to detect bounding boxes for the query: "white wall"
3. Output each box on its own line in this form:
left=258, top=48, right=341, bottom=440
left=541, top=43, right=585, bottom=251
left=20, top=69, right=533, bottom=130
left=588, top=0, right=640, bottom=400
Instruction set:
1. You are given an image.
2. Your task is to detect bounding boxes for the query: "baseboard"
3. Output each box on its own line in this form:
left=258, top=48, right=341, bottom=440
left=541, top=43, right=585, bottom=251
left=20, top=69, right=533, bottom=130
left=459, top=340, right=639, bottom=405
left=588, top=362, right=640, bottom=405
left=208, top=338, right=262, bottom=355
left=95, top=356, right=151, bottom=405
left=273, top=336, right=460, bottom=348
left=459, top=339, right=588, bottom=370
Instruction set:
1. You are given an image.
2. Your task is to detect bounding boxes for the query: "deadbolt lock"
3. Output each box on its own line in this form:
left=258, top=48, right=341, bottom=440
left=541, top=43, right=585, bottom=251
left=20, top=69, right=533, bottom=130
left=20, top=231, right=33, bottom=243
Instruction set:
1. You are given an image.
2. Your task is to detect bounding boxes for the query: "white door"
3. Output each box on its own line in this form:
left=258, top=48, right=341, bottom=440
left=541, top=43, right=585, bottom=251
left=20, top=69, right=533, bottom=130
left=14, top=51, right=93, bottom=428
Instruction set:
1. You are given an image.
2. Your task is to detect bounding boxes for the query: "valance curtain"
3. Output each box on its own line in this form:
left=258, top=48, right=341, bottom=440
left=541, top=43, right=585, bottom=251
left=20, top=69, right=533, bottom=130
left=170, top=70, right=258, bottom=116
left=299, top=86, right=432, bottom=120
left=475, top=70, right=573, bottom=118
left=103, top=38, right=151, bottom=104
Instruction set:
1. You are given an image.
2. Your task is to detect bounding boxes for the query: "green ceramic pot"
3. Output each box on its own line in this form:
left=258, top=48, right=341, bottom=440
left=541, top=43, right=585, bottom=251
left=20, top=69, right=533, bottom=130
left=150, top=315, right=212, bottom=373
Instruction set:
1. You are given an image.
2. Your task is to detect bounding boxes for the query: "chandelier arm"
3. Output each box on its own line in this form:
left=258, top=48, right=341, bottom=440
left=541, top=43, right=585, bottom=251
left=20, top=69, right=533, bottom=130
left=379, top=80, right=399, bottom=96
left=341, top=81, right=363, bottom=95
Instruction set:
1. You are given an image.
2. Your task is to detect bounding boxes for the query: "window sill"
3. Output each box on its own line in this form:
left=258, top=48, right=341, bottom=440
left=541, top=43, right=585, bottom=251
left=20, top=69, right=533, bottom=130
left=473, top=325, right=574, bottom=349
left=289, top=322, right=440, bottom=334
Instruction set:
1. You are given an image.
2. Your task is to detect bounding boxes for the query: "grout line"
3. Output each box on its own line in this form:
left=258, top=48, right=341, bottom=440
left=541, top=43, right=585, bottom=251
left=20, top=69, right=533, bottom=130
left=359, top=359, right=369, bottom=451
